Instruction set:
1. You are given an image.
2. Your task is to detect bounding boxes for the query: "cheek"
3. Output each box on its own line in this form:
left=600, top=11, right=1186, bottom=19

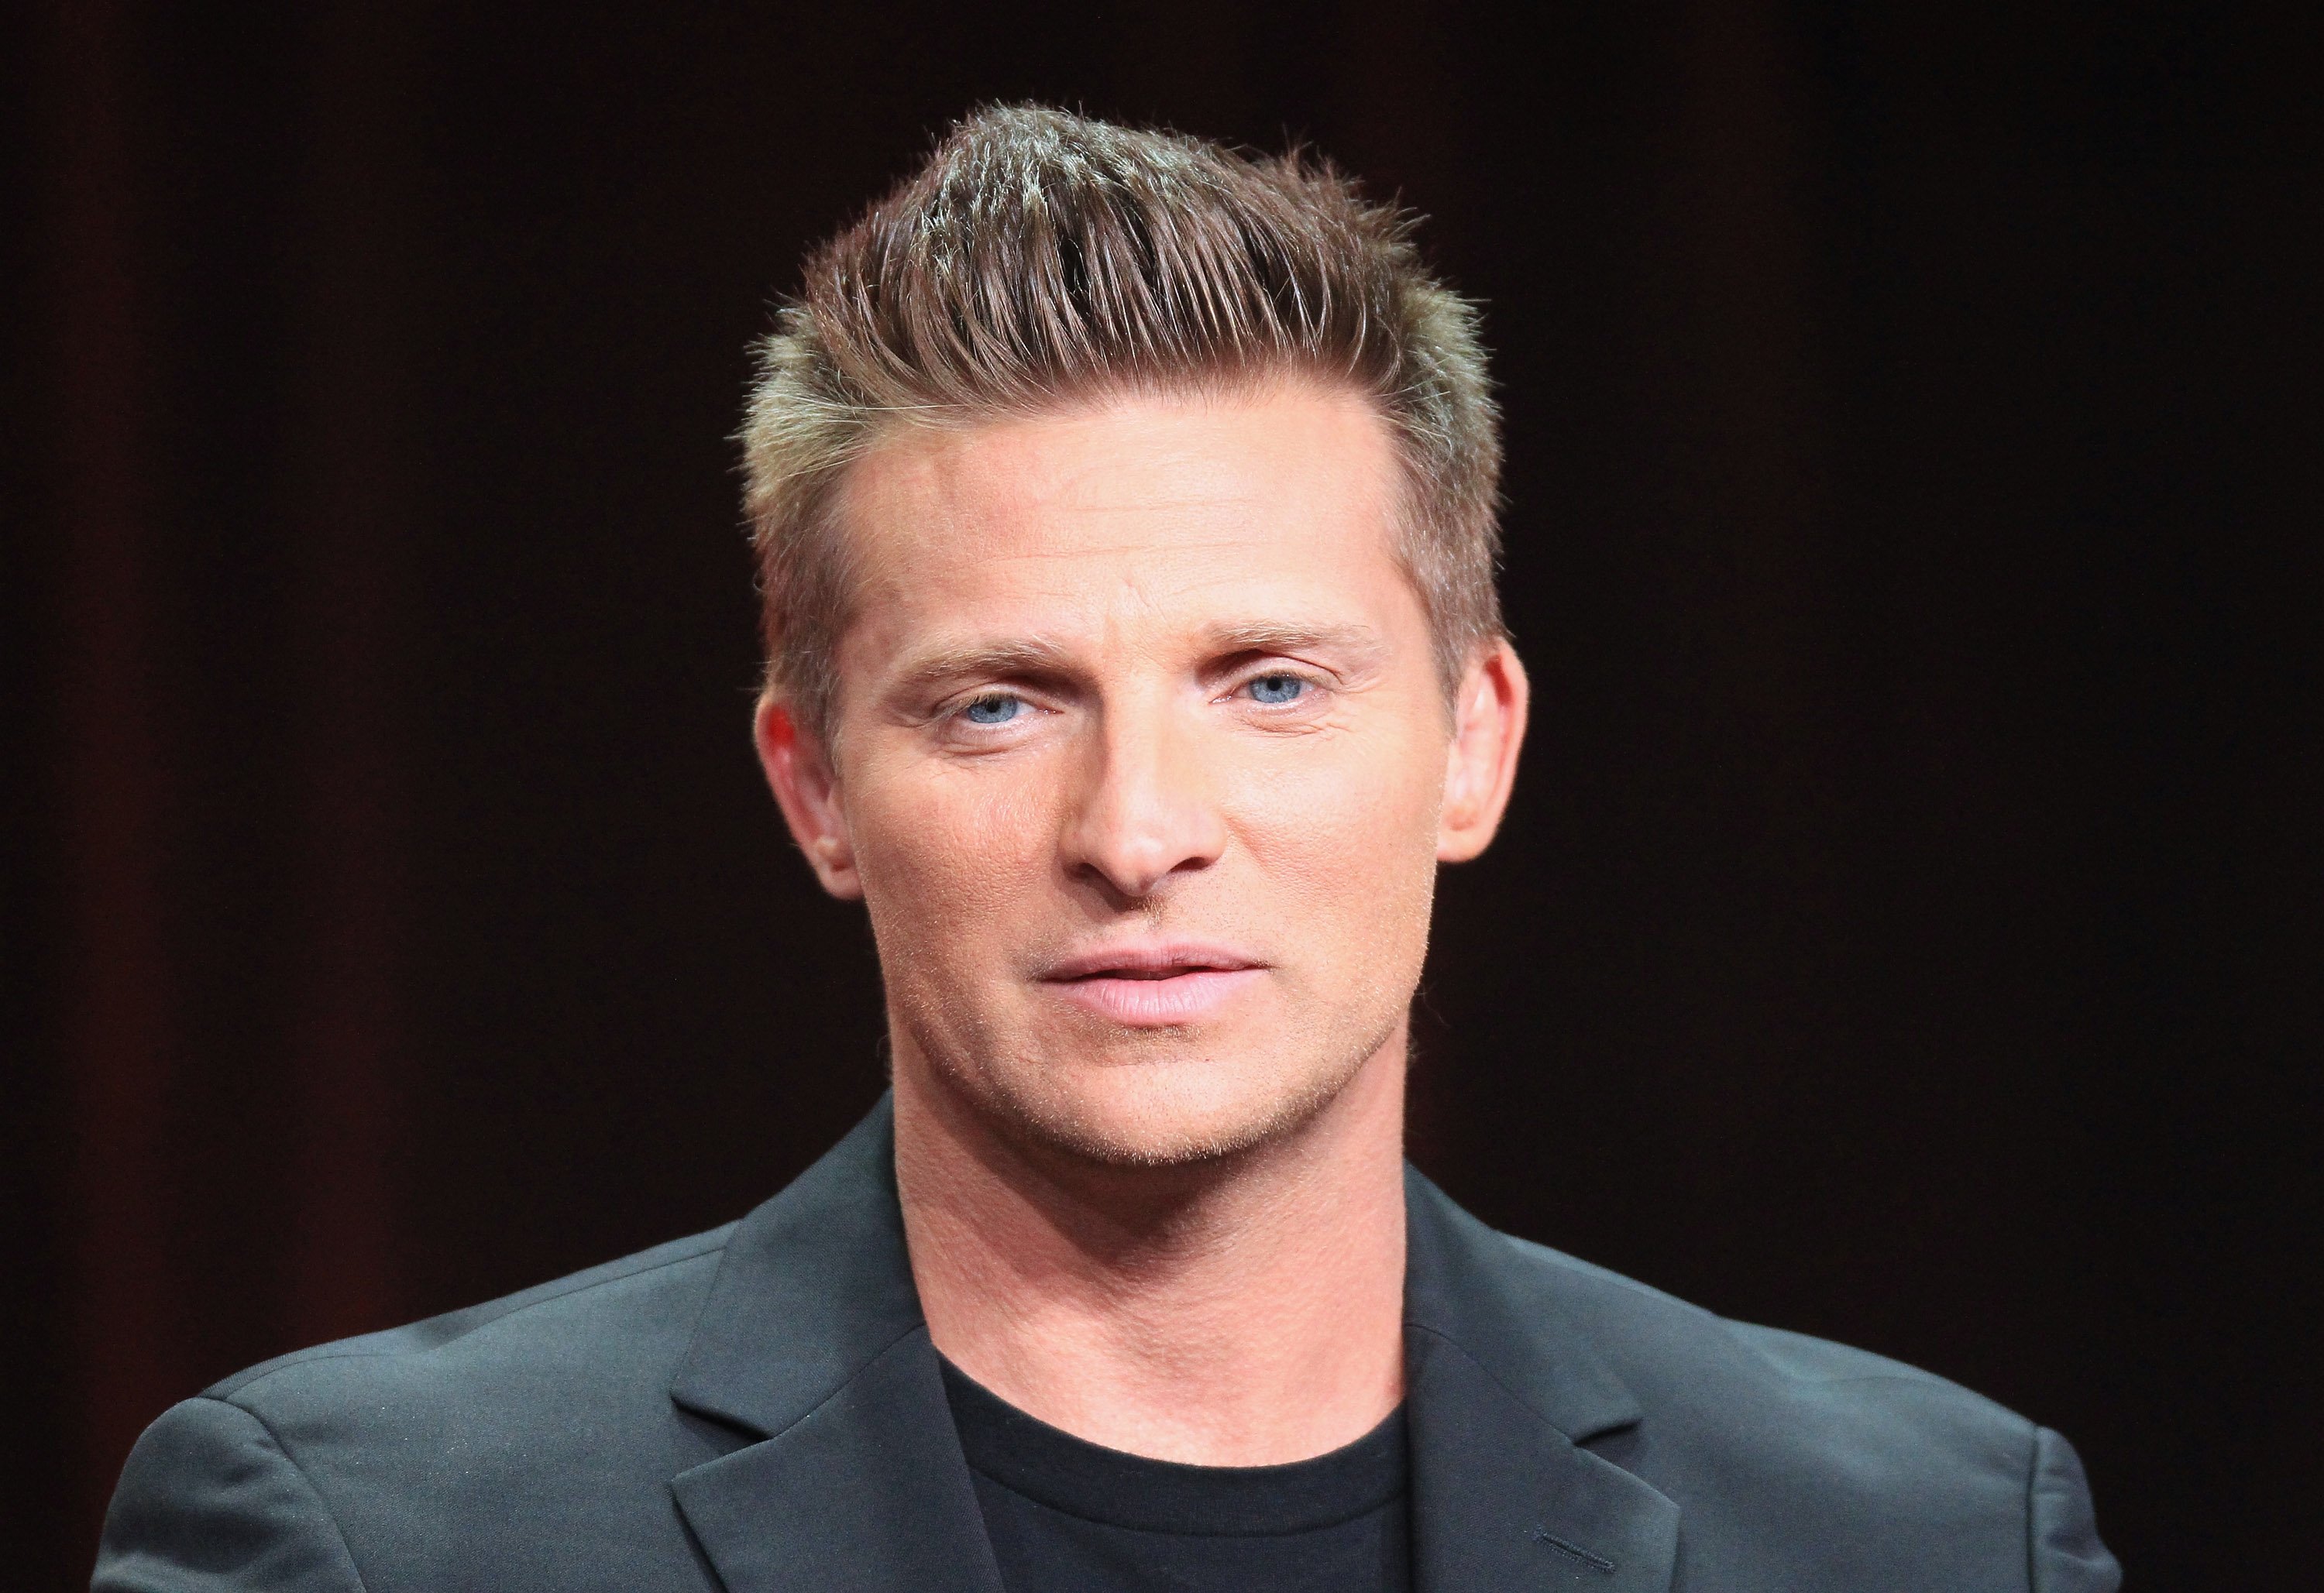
left=847, top=758, right=1058, bottom=965
left=1228, top=730, right=1445, bottom=935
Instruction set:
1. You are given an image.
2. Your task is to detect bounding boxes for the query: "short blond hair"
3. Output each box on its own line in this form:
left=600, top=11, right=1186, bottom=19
left=741, top=105, right=1503, bottom=737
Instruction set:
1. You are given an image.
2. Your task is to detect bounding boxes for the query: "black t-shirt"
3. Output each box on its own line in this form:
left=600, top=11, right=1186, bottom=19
left=940, top=1357, right=1413, bottom=1592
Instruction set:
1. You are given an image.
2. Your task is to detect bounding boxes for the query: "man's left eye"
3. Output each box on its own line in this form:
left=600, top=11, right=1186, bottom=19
left=960, top=693, right=1026, bottom=726
left=1243, top=674, right=1308, bottom=706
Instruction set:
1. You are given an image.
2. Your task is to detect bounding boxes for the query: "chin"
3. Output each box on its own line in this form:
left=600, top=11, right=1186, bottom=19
left=964, top=1031, right=1390, bottom=1171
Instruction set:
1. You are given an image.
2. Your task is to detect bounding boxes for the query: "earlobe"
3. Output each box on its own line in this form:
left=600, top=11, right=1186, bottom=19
left=1436, top=641, right=1529, bottom=864
left=753, top=694, right=864, bottom=900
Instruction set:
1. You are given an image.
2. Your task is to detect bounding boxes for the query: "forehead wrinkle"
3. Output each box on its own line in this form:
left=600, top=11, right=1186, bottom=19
left=1034, top=477, right=1276, bottom=520
left=846, top=390, right=1397, bottom=553
left=870, top=402, right=1384, bottom=531
left=872, top=532, right=1402, bottom=667
left=933, top=528, right=1264, bottom=568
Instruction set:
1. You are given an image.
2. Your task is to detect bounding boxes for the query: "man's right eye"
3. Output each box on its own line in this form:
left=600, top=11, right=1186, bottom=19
left=960, top=693, right=1025, bottom=726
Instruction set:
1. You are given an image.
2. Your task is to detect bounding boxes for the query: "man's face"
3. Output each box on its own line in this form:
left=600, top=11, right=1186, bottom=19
left=763, top=384, right=1516, bottom=1166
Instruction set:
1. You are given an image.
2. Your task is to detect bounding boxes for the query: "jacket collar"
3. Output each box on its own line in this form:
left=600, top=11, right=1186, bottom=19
left=667, top=1098, right=1005, bottom=1592
left=668, top=1097, right=1676, bottom=1592
left=669, top=1098, right=923, bottom=1439
left=1403, top=1168, right=1679, bottom=1588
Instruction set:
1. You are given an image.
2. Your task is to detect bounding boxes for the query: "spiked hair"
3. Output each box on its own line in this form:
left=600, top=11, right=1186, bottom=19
left=741, top=105, right=1503, bottom=737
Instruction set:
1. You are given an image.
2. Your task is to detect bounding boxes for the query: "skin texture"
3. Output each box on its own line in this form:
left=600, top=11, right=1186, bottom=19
left=756, top=383, right=1527, bottom=1464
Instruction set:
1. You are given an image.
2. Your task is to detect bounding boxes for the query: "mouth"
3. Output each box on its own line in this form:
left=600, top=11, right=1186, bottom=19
left=1039, top=942, right=1267, bottom=1027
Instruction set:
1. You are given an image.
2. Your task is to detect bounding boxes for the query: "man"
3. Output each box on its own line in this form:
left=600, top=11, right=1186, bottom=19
left=96, top=106, right=2119, bottom=1591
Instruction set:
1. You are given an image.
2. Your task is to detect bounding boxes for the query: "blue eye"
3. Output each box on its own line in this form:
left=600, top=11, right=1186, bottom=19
left=961, top=693, right=1024, bottom=726
left=1246, top=674, right=1307, bottom=706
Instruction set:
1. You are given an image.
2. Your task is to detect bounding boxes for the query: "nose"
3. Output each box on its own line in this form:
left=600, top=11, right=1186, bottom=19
left=1061, top=694, right=1228, bottom=902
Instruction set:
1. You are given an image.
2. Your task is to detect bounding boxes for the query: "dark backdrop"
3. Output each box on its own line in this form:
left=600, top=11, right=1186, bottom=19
left=9, top=2, right=2318, bottom=1584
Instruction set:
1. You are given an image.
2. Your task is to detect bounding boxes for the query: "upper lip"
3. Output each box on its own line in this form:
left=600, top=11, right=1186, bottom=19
left=1040, top=941, right=1266, bottom=981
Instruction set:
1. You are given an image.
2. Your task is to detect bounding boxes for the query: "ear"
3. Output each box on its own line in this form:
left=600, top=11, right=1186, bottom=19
left=754, top=692, right=863, bottom=900
left=1437, top=640, right=1529, bottom=863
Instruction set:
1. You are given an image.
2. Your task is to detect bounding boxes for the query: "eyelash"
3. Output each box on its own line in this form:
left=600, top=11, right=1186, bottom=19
left=954, top=692, right=1030, bottom=726
left=940, top=669, right=1326, bottom=730
left=1235, top=670, right=1319, bottom=706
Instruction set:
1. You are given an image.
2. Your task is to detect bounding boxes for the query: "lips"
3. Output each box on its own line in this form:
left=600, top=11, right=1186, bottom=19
left=1039, top=942, right=1266, bottom=1026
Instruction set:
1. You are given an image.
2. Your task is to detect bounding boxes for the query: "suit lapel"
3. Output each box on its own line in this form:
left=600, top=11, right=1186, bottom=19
left=669, top=1323, right=1003, bottom=1593
left=1404, top=1170, right=1680, bottom=1592
left=662, top=1103, right=1675, bottom=1593
left=665, top=1099, right=1004, bottom=1593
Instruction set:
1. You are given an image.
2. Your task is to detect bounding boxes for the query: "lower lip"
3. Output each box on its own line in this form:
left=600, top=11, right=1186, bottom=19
left=1043, top=968, right=1264, bottom=1026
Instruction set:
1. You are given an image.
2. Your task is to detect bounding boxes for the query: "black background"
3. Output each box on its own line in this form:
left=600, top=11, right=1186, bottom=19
left=9, top=2, right=2319, bottom=1584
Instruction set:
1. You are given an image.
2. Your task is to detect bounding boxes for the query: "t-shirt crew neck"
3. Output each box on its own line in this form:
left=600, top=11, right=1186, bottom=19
left=939, top=1356, right=1413, bottom=1592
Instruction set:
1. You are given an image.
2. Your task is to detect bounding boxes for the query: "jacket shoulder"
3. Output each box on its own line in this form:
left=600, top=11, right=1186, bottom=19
left=208, top=1221, right=738, bottom=1406
left=1504, top=1234, right=2047, bottom=1520
left=1503, top=1234, right=2121, bottom=1586
left=108, top=1224, right=747, bottom=1592
left=1508, top=1233, right=2026, bottom=1426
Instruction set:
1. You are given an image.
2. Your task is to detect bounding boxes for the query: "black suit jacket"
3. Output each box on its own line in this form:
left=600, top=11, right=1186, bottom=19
left=96, top=1097, right=2119, bottom=1591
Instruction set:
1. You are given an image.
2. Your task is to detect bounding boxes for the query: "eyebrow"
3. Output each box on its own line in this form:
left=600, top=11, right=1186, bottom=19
left=883, top=620, right=1391, bottom=704
left=1198, top=620, right=1388, bottom=668
left=886, top=638, right=1080, bottom=700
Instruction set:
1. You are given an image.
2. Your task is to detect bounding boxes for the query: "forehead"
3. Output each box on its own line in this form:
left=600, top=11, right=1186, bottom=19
left=833, top=384, right=1411, bottom=654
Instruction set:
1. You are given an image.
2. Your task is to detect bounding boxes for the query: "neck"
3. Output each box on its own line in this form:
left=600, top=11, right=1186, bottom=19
left=891, top=1033, right=1410, bottom=1468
